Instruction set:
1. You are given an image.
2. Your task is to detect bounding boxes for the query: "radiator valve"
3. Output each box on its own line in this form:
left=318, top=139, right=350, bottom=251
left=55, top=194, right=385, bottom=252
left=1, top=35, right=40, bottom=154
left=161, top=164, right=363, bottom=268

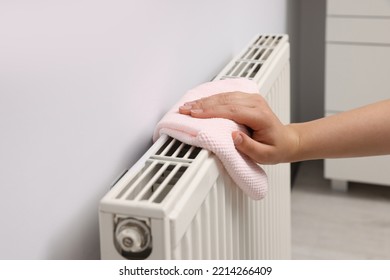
left=115, top=218, right=152, bottom=259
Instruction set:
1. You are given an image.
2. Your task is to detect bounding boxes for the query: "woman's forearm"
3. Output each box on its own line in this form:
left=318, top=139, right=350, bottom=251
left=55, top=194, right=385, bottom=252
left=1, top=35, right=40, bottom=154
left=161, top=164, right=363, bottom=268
left=289, top=99, right=390, bottom=162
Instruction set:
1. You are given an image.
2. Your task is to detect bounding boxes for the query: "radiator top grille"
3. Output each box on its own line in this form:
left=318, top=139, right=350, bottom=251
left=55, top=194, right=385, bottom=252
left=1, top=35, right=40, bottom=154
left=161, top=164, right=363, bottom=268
left=221, top=35, right=283, bottom=80
left=115, top=137, right=201, bottom=204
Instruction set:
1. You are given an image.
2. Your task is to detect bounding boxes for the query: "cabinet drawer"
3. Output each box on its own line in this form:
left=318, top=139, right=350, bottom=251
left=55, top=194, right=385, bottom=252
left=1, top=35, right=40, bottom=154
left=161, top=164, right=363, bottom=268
left=327, top=0, right=390, bottom=17
left=325, top=44, right=390, bottom=111
left=327, top=17, right=390, bottom=44
left=325, top=156, right=390, bottom=186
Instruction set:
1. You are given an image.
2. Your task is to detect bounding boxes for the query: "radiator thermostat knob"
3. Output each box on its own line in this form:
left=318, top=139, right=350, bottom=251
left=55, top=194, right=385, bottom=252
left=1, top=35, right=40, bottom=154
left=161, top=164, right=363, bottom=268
left=115, top=218, right=151, bottom=254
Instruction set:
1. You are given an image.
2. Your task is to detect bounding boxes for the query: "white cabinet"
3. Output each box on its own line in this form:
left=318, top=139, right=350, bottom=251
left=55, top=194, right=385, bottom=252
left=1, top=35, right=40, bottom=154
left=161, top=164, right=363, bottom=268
left=325, top=0, right=390, bottom=190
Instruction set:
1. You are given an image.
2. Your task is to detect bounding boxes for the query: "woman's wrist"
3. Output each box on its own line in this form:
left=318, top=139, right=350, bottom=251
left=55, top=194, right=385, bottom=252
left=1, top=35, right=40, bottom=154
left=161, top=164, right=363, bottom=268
left=284, top=123, right=304, bottom=163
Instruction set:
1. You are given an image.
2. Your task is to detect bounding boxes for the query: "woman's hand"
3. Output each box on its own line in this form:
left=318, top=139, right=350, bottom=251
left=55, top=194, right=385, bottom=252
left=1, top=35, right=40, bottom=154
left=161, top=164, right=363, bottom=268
left=179, top=92, right=300, bottom=164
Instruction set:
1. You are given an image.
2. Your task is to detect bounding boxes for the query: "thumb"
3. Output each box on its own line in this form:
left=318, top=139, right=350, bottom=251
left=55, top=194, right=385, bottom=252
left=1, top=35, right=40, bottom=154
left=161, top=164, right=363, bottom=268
left=232, top=131, right=272, bottom=164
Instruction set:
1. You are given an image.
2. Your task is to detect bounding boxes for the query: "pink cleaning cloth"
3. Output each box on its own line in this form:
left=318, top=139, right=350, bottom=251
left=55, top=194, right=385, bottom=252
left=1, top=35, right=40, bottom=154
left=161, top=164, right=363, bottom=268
left=153, top=78, right=268, bottom=200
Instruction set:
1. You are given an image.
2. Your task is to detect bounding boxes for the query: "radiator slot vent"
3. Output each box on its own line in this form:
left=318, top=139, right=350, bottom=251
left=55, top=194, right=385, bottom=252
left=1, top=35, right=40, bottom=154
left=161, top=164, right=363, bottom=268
left=156, top=137, right=201, bottom=159
left=115, top=137, right=194, bottom=204
left=220, top=35, right=283, bottom=80
left=152, top=165, right=188, bottom=203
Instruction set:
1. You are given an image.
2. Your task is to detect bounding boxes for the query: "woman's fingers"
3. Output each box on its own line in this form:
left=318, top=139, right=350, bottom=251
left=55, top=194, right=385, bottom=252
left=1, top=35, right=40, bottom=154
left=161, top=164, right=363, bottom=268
left=232, top=131, right=277, bottom=164
left=179, top=92, right=267, bottom=129
left=179, top=92, right=257, bottom=112
left=181, top=103, right=264, bottom=128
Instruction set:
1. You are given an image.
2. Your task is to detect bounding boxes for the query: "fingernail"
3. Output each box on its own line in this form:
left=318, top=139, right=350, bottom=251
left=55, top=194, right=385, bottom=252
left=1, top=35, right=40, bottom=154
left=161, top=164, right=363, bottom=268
left=190, top=109, right=203, bottom=114
left=184, top=101, right=197, bottom=106
left=233, top=132, right=243, bottom=145
left=179, top=105, right=192, bottom=110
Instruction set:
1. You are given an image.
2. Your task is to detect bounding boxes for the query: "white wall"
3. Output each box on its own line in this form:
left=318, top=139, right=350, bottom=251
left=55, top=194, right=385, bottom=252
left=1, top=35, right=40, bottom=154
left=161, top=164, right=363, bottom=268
left=0, top=0, right=297, bottom=259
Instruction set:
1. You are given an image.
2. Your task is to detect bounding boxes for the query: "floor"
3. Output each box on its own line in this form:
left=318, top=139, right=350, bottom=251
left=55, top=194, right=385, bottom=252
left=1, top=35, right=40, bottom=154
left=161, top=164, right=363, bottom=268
left=291, top=160, right=390, bottom=259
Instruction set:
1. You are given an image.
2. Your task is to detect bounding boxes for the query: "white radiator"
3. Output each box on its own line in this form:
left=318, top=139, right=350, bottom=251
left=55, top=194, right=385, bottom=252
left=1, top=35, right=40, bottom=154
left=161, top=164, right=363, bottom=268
left=99, top=34, right=291, bottom=260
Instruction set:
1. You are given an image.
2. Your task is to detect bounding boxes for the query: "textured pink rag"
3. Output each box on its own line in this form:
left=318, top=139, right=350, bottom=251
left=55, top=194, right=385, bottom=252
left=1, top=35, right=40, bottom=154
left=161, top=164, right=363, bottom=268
left=153, top=78, right=268, bottom=200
